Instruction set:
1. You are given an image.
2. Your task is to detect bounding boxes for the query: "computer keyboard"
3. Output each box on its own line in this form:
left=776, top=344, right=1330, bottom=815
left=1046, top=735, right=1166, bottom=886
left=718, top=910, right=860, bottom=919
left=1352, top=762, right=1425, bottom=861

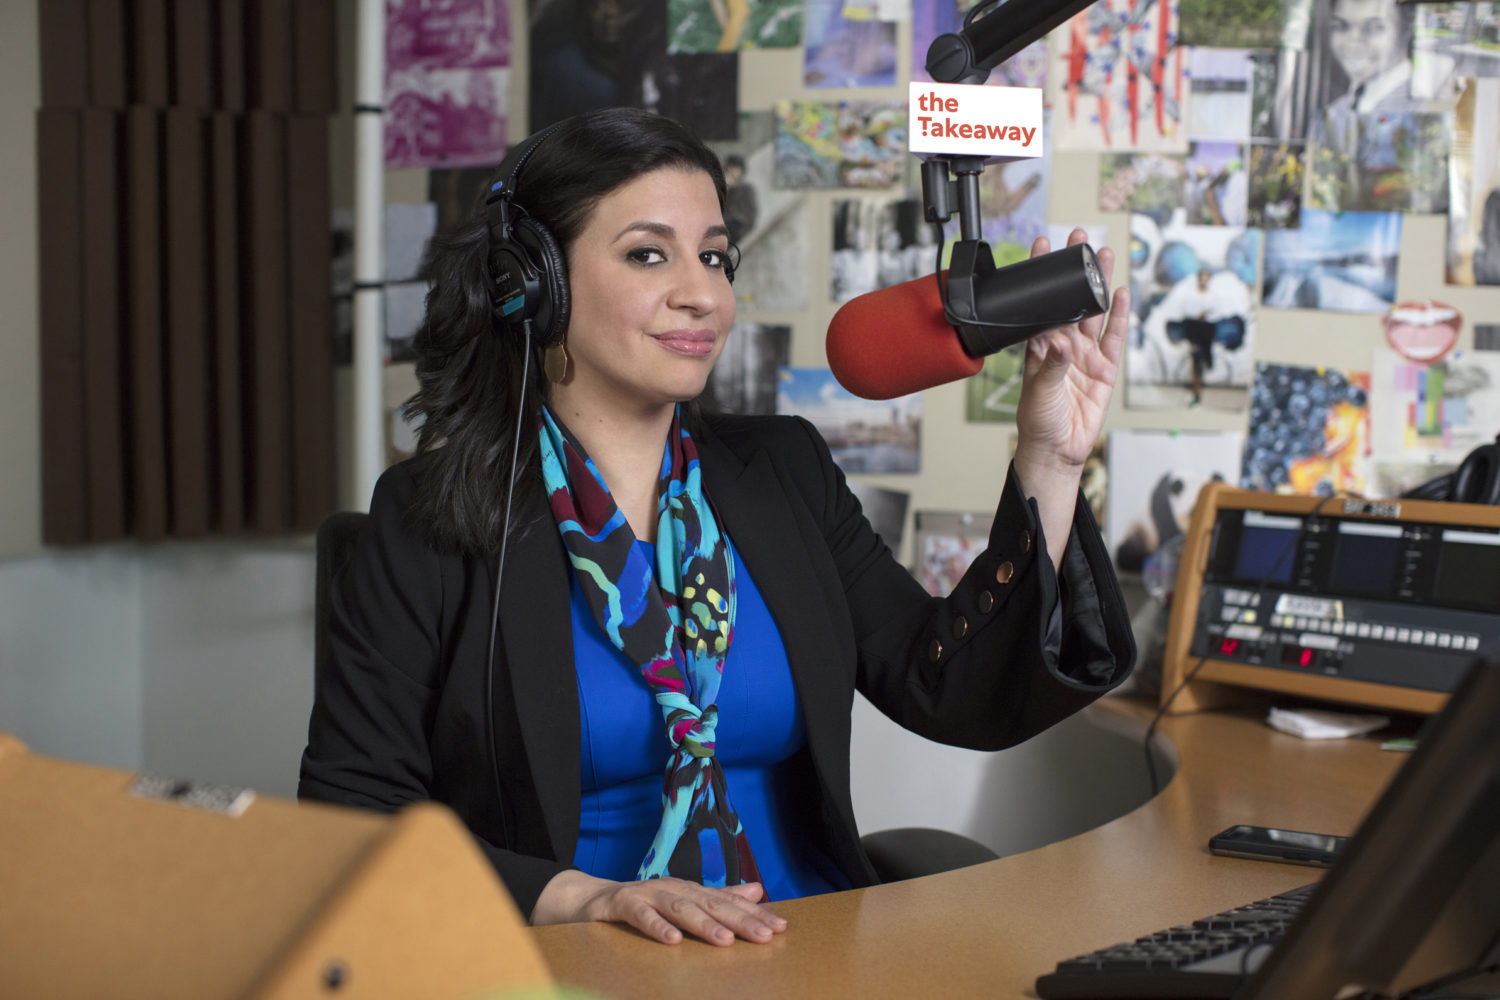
left=1035, top=882, right=1318, bottom=999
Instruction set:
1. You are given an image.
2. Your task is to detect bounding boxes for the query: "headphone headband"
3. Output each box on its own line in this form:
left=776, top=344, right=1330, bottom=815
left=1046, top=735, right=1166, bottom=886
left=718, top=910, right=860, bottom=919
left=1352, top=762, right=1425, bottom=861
left=484, top=122, right=572, bottom=344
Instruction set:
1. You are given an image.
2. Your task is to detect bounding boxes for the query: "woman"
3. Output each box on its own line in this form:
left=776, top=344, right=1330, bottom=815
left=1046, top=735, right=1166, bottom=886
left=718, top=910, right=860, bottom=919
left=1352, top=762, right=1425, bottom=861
left=299, top=108, right=1135, bottom=948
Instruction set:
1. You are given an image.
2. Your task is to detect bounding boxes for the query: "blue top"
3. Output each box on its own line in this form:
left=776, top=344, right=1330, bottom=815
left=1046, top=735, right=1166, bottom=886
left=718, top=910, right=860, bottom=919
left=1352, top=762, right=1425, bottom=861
left=571, top=538, right=847, bottom=901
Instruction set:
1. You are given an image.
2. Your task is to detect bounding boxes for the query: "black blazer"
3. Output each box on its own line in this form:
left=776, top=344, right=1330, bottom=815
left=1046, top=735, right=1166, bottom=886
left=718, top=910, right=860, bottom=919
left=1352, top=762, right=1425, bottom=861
left=299, top=415, right=1135, bottom=917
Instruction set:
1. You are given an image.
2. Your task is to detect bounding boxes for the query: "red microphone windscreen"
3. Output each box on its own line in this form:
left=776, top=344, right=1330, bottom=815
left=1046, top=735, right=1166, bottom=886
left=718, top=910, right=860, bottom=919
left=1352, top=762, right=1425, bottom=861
left=826, top=272, right=983, bottom=399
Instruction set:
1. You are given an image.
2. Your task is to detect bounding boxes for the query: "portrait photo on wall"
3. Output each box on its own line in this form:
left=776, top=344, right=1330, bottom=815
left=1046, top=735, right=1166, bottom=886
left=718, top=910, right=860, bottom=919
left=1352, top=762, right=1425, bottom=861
left=1262, top=207, right=1401, bottom=313
left=1242, top=362, right=1372, bottom=496
left=776, top=367, right=921, bottom=474
left=1106, top=429, right=1242, bottom=575
left=773, top=100, right=907, bottom=189
left=708, top=111, right=811, bottom=310
left=1447, top=78, right=1500, bottom=286
left=705, top=322, right=791, bottom=416
left=1125, top=213, right=1260, bottom=411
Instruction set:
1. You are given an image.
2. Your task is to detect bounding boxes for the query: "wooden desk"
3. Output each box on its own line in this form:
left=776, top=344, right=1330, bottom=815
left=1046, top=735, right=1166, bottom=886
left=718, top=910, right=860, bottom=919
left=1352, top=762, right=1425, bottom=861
left=532, top=698, right=1408, bottom=999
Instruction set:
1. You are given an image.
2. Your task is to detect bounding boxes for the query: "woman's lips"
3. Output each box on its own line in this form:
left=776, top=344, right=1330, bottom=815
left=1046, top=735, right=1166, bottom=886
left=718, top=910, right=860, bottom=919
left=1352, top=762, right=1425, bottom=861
left=1383, top=301, right=1462, bottom=364
left=652, top=329, right=717, bottom=357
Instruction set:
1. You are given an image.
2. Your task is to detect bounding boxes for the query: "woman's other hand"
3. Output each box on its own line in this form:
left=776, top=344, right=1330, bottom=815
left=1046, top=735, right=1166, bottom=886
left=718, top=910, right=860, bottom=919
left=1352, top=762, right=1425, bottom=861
left=1012, top=228, right=1130, bottom=569
left=532, top=870, right=787, bottom=946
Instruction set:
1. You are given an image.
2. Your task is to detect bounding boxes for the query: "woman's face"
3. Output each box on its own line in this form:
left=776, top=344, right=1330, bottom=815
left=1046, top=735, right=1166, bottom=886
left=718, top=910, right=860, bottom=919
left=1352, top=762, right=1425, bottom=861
left=1328, top=0, right=1403, bottom=87
left=552, top=167, right=735, bottom=419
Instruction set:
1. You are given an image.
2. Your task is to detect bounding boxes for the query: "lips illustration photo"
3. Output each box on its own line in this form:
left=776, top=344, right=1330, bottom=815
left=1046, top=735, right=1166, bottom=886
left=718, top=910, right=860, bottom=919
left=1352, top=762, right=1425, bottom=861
left=1383, top=301, right=1463, bottom=364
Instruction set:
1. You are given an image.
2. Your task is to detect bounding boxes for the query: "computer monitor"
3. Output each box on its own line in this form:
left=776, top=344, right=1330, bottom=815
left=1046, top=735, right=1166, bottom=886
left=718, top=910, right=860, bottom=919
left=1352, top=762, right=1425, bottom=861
left=1238, top=654, right=1500, bottom=999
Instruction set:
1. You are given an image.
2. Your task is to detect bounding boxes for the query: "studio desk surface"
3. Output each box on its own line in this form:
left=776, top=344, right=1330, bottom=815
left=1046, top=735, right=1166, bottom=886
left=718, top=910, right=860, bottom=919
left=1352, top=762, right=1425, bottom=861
left=532, top=696, right=1408, bottom=999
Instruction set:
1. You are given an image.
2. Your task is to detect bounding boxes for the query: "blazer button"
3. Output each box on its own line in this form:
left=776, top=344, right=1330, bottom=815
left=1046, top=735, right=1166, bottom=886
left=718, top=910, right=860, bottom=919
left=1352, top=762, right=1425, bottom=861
left=978, top=590, right=995, bottom=613
left=953, top=615, right=968, bottom=639
left=1019, top=529, right=1032, bottom=553
left=996, top=561, right=1015, bottom=584
left=929, top=638, right=943, bottom=662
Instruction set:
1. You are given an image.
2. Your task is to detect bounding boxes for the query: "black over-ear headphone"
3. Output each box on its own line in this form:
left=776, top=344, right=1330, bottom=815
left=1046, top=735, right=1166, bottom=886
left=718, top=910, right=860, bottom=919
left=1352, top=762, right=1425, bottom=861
left=1402, top=434, right=1500, bottom=506
left=484, top=123, right=571, bottom=347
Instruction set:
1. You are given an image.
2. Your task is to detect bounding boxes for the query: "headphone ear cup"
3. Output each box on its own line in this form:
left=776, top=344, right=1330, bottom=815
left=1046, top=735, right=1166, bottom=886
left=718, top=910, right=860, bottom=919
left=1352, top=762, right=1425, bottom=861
left=512, top=217, right=570, bottom=348
left=1452, top=444, right=1500, bottom=506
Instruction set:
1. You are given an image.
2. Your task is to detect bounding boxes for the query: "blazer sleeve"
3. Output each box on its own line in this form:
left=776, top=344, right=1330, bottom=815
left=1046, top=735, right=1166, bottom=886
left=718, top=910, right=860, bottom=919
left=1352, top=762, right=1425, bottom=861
left=297, top=463, right=573, bottom=917
left=783, top=417, right=1135, bottom=751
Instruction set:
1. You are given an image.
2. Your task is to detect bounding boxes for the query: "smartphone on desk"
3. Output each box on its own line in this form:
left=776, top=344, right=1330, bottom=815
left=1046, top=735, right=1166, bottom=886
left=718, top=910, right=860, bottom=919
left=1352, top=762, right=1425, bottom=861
left=1209, top=824, right=1348, bottom=867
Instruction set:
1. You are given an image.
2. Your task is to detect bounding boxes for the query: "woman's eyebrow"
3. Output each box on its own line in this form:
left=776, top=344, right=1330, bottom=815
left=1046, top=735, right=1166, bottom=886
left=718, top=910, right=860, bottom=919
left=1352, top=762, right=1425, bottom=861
left=613, top=221, right=732, bottom=242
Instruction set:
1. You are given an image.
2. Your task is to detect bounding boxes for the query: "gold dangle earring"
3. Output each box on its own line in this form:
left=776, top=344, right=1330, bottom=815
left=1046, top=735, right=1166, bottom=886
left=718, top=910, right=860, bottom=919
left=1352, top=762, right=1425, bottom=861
left=543, top=339, right=569, bottom=384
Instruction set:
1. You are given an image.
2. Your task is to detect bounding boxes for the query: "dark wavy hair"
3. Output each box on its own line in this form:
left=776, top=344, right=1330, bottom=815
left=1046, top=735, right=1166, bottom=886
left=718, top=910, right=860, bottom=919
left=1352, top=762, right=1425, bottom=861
left=405, top=108, right=728, bottom=557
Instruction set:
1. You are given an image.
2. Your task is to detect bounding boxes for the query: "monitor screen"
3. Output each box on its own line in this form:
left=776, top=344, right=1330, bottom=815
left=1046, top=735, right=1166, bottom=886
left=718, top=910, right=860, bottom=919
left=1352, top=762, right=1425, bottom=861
left=1240, top=655, right=1500, bottom=998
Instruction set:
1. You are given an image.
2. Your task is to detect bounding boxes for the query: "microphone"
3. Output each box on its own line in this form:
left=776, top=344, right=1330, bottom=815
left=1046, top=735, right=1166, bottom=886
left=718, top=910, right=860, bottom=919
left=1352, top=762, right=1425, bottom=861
left=827, top=244, right=1109, bottom=400
left=926, top=0, right=1098, bottom=85
left=827, top=273, right=982, bottom=400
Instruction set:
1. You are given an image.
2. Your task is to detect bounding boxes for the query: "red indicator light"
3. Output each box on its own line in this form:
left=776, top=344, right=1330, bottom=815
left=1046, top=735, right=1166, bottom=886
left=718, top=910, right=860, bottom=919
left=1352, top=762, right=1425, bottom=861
left=1220, top=638, right=1240, bottom=656
left=1300, top=648, right=1314, bottom=668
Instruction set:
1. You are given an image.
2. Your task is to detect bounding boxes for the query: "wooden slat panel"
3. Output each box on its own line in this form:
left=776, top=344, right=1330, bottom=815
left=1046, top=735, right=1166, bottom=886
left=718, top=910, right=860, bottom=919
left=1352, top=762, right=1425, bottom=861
left=124, top=105, right=169, bottom=541
left=36, top=110, right=90, bottom=545
left=164, top=108, right=212, bottom=537
left=80, top=109, right=127, bottom=541
left=286, top=115, right=337, bottom=531
left=39, top=0, right=89, bottom=108
left=210, top=111, right=246, bottom=533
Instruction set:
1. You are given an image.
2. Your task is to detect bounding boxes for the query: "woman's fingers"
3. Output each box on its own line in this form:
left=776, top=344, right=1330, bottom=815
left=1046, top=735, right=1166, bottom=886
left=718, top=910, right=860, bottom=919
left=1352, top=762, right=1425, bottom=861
left=603, top=879, right=786, bottom=947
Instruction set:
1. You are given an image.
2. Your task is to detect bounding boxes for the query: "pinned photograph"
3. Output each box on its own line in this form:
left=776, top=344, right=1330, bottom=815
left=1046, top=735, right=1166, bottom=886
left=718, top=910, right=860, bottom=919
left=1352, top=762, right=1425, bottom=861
left=804, top=0, right=898, bottom=88
left=708, top=112, right=810, bottom=310
left=1447, top=78, right=1500, bottom=286
left=774, top=101, right=907, bottom=189
left=1048, top=0, right=1187, bottom=153
left=980, top=134, right=1051, bottom=265
left=1249, top=49, right=1312, bottom=141
left=1247, top=140, right=1306, bottom=229
left=1263, top=208, right=1401, bottom=312
left=1307, top=109, right=1451, bottom=213
left=1098, top=152, right=1187, bottom=215
left=1185, top=48, right=1254, bottom=142
left=1178, top=0, right=1312, bottom=49
left=1185, top=140, right=1249, bottom=226
left=1242, top=362, right=1372, bottom=496
left=1126, top=214, right=1261, bottom=411
left=1107, top=430, right=1243, bottom=574
left=385, top=0, right=510, bottom=169
left=706, top=322, right=791, bottom=416
left=776, top=367, right=921, bottom=474
left=831, top=197, right=935, bottom=302
left=1306, top=0, right=1427, bottom=150
left=1368, top=347, right=1500, bottom=495
left=1411, top=3, right=1498, bottom=102
left=668, top=0, right=803, bottom=52
left=912, top=511, right=991, bottom=596
left=965, top=345, right=1027, bottom=423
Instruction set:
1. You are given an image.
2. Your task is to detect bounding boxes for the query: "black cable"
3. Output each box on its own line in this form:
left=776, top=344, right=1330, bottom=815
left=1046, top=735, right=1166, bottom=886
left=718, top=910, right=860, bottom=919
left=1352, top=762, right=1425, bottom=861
left=485, top=320, right=534, bottom=847
left=1143, top=491, right=1348, bottom=799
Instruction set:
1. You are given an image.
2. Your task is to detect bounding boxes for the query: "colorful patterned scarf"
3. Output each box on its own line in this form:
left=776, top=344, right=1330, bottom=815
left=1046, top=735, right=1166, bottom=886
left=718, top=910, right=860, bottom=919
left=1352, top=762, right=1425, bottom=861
left=538, top=405, right=761, bottom=888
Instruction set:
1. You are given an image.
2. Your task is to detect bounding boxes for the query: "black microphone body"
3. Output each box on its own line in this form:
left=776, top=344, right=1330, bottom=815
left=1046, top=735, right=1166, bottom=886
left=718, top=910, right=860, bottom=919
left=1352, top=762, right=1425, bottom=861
left=927, top=0, right=1098, bottom=84
left=947, top=241, right=1111, bottom=356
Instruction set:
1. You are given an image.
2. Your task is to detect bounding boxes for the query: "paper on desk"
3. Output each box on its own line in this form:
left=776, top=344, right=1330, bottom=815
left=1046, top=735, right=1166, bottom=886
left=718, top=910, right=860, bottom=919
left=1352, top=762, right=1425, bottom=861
left=1267, top=708, right=1390, bottom=740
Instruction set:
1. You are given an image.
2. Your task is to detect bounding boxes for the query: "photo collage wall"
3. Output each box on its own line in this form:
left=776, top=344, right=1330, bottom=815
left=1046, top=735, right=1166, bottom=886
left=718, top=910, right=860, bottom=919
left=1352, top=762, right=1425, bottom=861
left=377, top=0, right=1500, bottom=580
